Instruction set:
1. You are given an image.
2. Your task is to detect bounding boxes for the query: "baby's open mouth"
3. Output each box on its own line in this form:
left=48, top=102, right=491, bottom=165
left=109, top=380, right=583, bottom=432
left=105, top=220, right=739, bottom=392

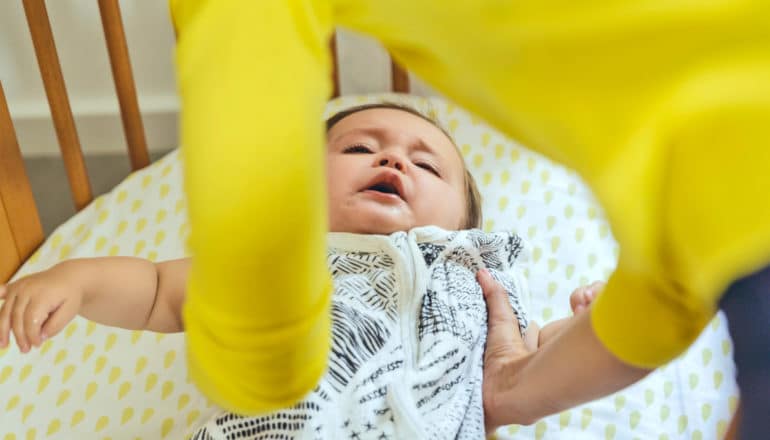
left=367, top=182, right=401, bottom=197
left=361, top=172, right=407, bottom=202
left=361, top=177, right=407, bottom=202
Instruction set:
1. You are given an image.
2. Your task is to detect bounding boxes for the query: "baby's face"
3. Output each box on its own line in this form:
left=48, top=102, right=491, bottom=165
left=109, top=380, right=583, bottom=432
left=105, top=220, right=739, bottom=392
left=326, top=108, right=467, bottom=234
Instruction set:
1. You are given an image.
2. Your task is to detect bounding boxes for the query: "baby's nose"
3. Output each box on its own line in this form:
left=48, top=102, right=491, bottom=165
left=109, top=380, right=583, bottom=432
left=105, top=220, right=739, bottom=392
left=378, top=157, right=404, bottom=171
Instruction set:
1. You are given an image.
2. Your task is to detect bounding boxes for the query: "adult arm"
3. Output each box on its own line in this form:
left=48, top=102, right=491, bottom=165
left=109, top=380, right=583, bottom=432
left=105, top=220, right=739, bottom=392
left=478, top=270, right=649, bottom=432
left=171, top=0, right=335, bottom=414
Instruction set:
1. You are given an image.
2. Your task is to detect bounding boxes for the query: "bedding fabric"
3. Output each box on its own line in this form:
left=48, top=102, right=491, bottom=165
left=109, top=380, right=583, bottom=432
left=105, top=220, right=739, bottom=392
left=193, top=227, right=528, bottom=439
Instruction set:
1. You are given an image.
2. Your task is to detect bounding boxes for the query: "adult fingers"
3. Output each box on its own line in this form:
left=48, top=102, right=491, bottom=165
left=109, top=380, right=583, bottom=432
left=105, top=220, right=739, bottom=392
left=477, top=268, right=528, bottom=357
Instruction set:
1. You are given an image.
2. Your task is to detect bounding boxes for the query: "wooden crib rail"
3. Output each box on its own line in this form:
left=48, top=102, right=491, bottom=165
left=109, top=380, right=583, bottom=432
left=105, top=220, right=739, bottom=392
left=22, top=0, right=93, bottom=211
left=0, top=82, right=45, bottom=283
left=0, top=0, right=151, bottom=282
left=330, top=32, right=341, bottom=98
left=390, top=58, right=410, bottom=93
left=329, top=31, right=410, bottom=97
left=98, top=0, right=150, bottom=171
left=21, top=0, right=150, bottom=212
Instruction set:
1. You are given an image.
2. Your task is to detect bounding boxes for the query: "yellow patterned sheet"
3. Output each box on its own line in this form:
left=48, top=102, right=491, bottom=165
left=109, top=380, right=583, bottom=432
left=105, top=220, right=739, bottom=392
left=1, top=149, right=215, bottom=439
left=0, top=94, right=737, bottom=439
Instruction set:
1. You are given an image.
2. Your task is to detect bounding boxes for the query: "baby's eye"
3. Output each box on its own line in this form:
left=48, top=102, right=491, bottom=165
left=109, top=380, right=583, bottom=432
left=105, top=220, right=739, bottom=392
left=416, top=162, right=441, bottom=178
left=343, top=144, right=373, bottom=154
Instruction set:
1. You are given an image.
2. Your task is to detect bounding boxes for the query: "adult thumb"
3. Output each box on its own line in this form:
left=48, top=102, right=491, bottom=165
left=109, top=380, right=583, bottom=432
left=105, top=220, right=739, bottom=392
left=477, top=268, right=527, bottom=356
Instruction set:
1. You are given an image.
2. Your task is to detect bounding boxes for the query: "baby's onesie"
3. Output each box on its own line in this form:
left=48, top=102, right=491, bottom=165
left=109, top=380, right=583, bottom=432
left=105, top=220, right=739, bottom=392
left=192, top=227, right=529, bottom=439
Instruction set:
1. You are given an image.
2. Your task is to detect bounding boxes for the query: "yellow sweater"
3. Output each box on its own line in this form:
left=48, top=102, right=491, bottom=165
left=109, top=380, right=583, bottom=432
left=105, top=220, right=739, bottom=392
left=171, top=0, right=770, bottom=413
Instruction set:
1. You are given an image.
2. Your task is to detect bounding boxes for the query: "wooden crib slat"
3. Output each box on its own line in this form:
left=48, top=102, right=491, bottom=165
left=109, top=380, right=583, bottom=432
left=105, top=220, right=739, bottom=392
left=22, top=0, right=93, bottom=211
left=330, top=31, right=340, bottom=98
left=98, top=0, right=150, bottom=171
left=390, top=58, right=410, bottom=93
left=0, top=196, right=21, bottom=284
left=0, top=82, right=44, bottom=282
left=0, top=84, right=23, bottom=284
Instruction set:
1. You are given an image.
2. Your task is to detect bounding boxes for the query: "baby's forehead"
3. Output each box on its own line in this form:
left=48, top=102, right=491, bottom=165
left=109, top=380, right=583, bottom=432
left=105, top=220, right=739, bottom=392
left=329, top=107, right=466, bottom=168
left=329, top=108, right=454, bottom=147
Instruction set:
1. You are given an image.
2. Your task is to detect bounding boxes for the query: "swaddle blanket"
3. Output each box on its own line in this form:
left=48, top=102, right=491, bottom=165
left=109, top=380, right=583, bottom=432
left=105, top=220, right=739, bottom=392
left=193, top=226, right=528, bottom=439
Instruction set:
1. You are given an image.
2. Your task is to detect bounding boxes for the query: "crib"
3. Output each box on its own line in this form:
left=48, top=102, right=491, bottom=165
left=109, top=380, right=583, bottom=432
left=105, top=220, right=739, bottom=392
left=0, top=1, right=738, bottom=439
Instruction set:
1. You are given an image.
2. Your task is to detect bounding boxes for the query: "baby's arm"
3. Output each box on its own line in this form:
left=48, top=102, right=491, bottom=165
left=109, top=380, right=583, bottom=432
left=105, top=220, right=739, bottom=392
left=0, top=257, right=189, bottom=352
left=527, top=281, right=605, bottom=348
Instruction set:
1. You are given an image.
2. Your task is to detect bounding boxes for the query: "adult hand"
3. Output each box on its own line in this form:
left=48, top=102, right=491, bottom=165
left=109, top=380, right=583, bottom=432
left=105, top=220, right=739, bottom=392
left=477, top=268, right=535, bottom=434
left=478, top=270, right=651, bottom=434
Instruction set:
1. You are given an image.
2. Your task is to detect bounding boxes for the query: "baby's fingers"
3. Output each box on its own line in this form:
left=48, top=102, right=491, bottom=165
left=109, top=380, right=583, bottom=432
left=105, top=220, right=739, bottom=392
left=24, top=298, right=62, bottom=347
left=570, top=286, right=589, bottom=313
left=11, top=294, right=31, bottom=353
left=588, top=281, right=606, bottom=298
left=40, top=300, right=79, bottom=343
left=0, top=290, right=15, bottom=348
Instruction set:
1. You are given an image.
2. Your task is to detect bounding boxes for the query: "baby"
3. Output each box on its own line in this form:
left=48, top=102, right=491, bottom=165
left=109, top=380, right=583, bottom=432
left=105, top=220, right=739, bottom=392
left=0, top=103, right=602, bottom=438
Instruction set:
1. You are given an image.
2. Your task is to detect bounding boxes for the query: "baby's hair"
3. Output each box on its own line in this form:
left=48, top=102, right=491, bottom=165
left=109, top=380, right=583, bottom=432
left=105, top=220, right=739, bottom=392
left=326, top=102, right=482, bottom=230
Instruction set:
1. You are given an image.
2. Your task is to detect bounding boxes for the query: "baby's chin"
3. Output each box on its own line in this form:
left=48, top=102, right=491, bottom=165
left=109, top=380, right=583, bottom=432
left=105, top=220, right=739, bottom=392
left=329, top=202, right=462, bottom=235
left=329, top=208, right=417, bottom=235
left=330, top=220, right=414, bottom=235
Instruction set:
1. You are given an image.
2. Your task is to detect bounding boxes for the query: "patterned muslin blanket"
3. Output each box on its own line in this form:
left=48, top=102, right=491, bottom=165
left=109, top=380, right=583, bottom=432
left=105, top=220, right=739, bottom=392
left=193, top=226, right=529, bottom=439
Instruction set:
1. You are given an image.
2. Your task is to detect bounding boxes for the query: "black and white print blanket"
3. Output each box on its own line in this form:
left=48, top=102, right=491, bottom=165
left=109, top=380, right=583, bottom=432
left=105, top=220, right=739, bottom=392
left=193, top=227, right=529, bottom=440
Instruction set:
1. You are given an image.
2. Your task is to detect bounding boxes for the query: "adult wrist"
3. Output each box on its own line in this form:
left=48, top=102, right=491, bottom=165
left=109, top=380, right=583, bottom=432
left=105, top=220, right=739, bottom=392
left=485, top=352, right=538, bottom=431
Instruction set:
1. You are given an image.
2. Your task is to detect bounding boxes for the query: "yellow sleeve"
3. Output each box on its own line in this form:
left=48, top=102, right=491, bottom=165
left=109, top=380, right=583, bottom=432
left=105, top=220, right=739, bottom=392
left=171, top=0, right=334, bottom=414
left=592, top=57, right=770, bottom=367
left=334, top=0, right=770, bottom=367
left=590, top=268, right=714, bottom=369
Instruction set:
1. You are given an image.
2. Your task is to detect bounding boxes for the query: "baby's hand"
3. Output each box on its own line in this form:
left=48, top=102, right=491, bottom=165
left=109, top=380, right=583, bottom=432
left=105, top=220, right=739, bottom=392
left=0, top=265, right=84, bottom=353
left=569, top=281, right=605, bottom=315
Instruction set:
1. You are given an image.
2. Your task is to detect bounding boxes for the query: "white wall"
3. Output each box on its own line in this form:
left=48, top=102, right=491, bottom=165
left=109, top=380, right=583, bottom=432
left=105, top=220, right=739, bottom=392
left=0, top=2, right=435, bottom=157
